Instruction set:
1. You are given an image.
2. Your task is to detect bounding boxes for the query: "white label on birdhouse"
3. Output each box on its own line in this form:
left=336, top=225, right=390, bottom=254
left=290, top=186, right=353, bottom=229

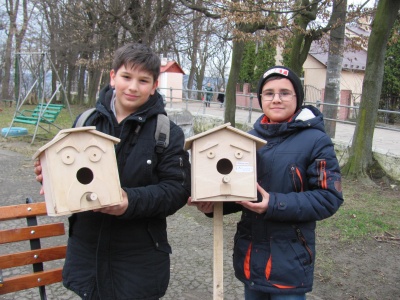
left=235, top=161, right=253, bottom=173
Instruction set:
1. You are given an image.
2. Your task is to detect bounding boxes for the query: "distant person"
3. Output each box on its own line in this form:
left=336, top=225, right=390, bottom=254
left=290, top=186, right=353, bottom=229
left=34, top=42, right=191, bottom=299
left=217, top=87, right=225, bottom=108
left=204, top=82, right=213, bottom=107
left=189, top=66, right=344, bottom=300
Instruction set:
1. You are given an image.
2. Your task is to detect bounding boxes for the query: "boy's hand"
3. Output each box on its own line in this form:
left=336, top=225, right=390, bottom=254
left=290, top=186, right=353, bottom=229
left=93, top=188, right=128, bottom=216
left=187, top=197, right=214, bottom=214
left=238, top=183, right=269, bottom=214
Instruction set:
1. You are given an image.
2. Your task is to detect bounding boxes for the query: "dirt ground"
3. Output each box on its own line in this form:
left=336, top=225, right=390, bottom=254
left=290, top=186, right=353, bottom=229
left=0, top=139, right=399, bottom=300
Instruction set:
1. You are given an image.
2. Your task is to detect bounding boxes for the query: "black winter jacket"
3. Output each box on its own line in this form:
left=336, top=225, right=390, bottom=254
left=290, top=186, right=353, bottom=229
left=221, top=106, right=343, bottom=295
left=62, top=85, right=191, bottom=300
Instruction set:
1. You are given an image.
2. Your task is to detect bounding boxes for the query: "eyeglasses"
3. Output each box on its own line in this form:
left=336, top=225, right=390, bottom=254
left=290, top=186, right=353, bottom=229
left=260, top=91, right=296, bottom=102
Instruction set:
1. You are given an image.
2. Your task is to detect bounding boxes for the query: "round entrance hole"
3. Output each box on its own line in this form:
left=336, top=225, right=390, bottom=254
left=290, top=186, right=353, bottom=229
left=76, top=167, right=94, bottom=185
left=216, top=158, right=233, bottom=175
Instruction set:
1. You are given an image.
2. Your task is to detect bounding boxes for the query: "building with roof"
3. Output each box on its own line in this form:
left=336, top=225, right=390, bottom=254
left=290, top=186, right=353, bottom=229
left=304, top=40, right=367, bottom=101
left=158, top=58, right=185, bottom=102
left=302, top=24, right=370, bottom=109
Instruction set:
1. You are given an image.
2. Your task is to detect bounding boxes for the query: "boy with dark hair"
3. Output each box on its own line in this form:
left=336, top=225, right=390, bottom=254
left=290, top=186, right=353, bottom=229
left=35, top=43, right=191, bottom=299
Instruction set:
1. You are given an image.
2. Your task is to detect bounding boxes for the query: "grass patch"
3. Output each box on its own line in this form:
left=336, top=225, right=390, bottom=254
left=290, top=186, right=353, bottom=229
left=318, top=179, right=399, bottom=241
left=0, top=103, right=88, bottom=149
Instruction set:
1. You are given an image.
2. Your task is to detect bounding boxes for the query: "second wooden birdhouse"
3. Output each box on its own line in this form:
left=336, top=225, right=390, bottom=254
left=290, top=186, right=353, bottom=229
left=32, top=126, right=122, bottom=216
left=184, top=123, right=266, bottom=202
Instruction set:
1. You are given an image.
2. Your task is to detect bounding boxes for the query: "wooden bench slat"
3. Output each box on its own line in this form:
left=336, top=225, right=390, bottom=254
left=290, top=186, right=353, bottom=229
left=24, top=109, right=60, bottom=115
left=14, top=115, right=58, bottom=124
left=0, top=245, right=67, bottom=269
left=0, top=268, right=63, bottom=294
left=32, top=109, right=60, bottom=115
left=36, top=103, right=64, bottom=110
left=0, top=202, right=47, bottom=221
left=0, top=201, right=66, bottom=297
left=13, top=118, right=39, bottom=125
left=32, top=113, right=59, bottom=119
left=0, top=223, right=65, bottom=244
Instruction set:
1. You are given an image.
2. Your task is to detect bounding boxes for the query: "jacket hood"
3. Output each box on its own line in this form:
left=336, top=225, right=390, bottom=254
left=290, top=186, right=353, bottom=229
left=96, top=84, right=167, bottom=121
left=252, top=105, right=326, bottom=139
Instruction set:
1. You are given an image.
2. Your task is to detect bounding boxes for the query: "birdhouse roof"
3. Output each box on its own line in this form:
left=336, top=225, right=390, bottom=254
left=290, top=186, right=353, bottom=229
left=184, top=123, right=266, bottom=151
left=32, top=126, right=121, bottom=160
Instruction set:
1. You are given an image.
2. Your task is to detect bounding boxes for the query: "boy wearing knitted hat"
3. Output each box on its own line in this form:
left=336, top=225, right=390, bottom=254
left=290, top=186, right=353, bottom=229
left=190, top=66, right=343, bottom=299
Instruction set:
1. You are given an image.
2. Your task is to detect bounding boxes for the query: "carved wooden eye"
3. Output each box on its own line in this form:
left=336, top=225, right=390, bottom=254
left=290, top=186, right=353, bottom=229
left=235, top=151, right=243, bottom=159
left=60, top=149, right=75, bottom=165
left=86, top=146, right=102, bottom=162
left=207, top=150, right=215, bottom=158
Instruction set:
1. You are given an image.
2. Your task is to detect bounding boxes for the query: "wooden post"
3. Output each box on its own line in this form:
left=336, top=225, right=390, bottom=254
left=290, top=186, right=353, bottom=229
left=213, top=202, right=224, bottom=300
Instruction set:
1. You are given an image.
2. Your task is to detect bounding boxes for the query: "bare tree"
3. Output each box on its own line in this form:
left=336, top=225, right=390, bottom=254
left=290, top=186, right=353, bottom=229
left=2, top=0, right=31, bottom=101
left=162, top=2, right=230, bottom=103
left=210, top=38, right=231, bottom=90
left=178, top=0, right=366, bottom=125
left=342, top=0, right=400, bottom=184
left=32, top=0, right=179, bottom=106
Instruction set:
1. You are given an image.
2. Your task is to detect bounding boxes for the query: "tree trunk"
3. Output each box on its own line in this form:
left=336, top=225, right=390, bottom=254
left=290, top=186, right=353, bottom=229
left=14, top=0, right=28, bottom=54
left=77, top=50, right=89, bottom=105
left=289, top=31, right=307, bottom=76
left=87, top=47, right=105, bottom=106
left=2, top=0, right=18, bottom=101
left=66, top=62, right=75, bottom=104
left=323, top=0, right=347, bottom=138
left=87, top=69, right=102, bottom=107
left=224, top=39, right=246, bottom=127
left=287, top=0, right=318, bottom=75
left=196, top=19, right=212, bottom=101
left=342, top=0, right=400, bottom=182
left=187, top=11, right=201, bottom=100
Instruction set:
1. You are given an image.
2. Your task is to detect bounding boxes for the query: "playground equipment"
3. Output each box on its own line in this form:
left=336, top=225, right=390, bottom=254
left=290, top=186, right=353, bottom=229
left=4, top=52, right=73, bottom=144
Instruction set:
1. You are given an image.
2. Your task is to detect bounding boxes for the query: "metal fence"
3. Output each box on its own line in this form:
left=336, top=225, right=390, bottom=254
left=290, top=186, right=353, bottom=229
left=158, top=87, right=400, bottom=132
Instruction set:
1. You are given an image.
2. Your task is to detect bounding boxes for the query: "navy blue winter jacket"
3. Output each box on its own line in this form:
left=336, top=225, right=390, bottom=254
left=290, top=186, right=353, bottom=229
left=223, top=105, right=343, bottom=295
left=62, top=85, right=191, bottom=300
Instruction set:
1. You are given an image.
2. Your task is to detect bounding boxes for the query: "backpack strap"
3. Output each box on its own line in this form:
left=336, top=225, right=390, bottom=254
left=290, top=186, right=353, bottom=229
left=75, top=108, right=96, bottom=127
left=155, top=114, right=170, bottom=154
left=75, top=109, right=169, bottom=153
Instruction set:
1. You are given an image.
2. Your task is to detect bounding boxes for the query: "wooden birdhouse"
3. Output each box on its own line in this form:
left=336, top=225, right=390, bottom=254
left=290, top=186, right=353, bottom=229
left=184, top=123, right=266, bottom=202
left=32, top=126, right=122, bottom=216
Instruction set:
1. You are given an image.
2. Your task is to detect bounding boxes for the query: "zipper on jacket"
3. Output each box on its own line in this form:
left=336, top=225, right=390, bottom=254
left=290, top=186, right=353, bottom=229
left=289, top=164, right=303, bottom=192
left=294, top=226, right=313, bottom=264
left=316, top=159, right=327, bottom=189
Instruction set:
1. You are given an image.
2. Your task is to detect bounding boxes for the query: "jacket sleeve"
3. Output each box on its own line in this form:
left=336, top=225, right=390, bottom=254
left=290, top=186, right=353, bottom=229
left=118, top=122, right=191, bottom=219
left=264, top=134, right=343, bottom=222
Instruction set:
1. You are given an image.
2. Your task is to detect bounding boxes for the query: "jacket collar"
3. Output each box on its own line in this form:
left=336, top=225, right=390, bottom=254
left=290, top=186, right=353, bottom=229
left=96, top=84, right=167, bottom=122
